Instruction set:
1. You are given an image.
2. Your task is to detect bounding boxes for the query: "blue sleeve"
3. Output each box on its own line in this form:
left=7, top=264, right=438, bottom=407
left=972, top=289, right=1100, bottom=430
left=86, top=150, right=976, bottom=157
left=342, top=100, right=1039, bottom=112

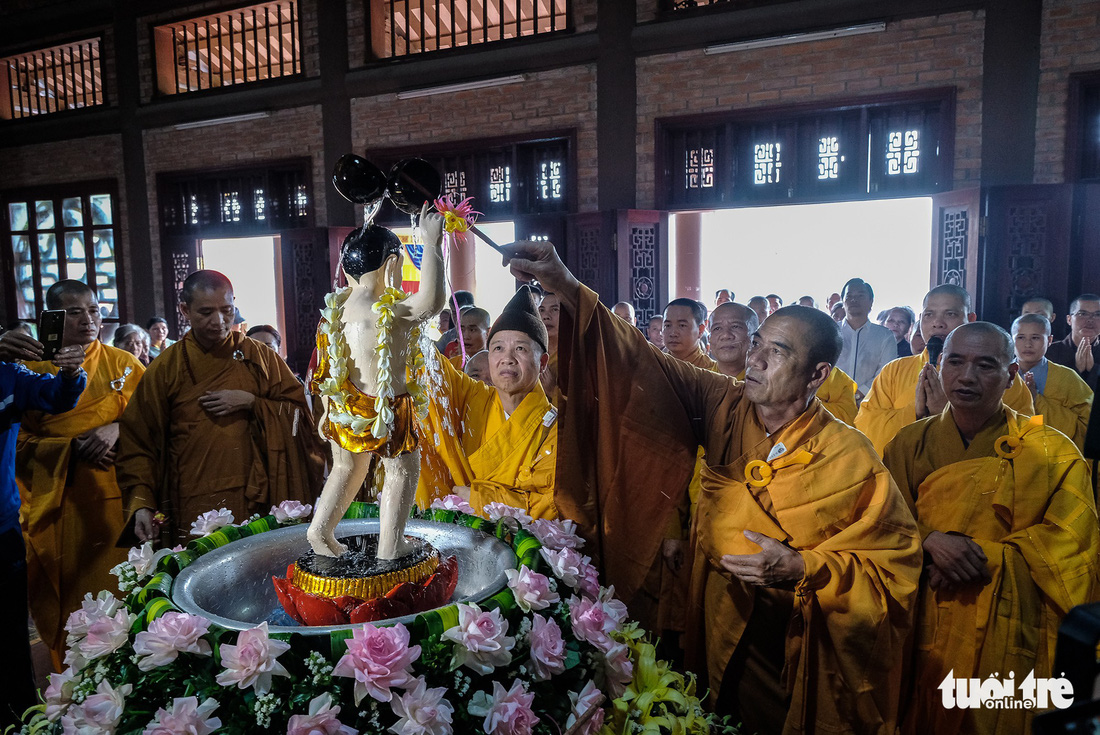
left=10, top=363, right=86, bottom=414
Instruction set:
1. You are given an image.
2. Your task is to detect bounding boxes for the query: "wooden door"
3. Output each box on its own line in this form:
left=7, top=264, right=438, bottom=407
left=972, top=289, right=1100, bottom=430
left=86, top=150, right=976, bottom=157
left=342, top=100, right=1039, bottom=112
left=279, top=227, right=353, bottom=376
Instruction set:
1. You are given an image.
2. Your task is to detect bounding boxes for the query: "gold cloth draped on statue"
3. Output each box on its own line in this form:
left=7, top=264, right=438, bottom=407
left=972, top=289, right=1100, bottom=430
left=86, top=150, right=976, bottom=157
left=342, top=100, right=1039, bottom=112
left=16, top=340, right=144, bottom=655
left=416, top=353, right=558, bottom=519
left=311, top=329, right=418, bottom=457
left=554, top=285, right=922, bottom=734
left=117, top=332, right=322, bottom=544
left=855, top=350, right=1035, bottom=455
left=883, top=408, right=1100, bottom=735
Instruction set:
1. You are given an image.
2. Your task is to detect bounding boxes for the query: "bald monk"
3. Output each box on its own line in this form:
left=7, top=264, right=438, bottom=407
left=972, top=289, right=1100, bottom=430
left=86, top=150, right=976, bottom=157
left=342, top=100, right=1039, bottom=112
left=449, top=306, right=490, bottom=369
left=1013, top=313, right=1092, bottom=449
left=883, top=323, right=1099, bottom=734
left=117, top=270, right=322, bottom=545
left=855, top=284, right=1034, bottom=455
left=1021, top=296, right=1056, bottom=324
left=463, top=350, right=492, bottom=386
left=505, top=240, right=922, bottom=734
left=612, top=301, right=636, bottom=324
left=662, top=298, right=717, bottom=370
left=16, top=280, right=144, bottom=660
left=417, top=286, right=559, bottom=520
left=711, top=301, right=859, bottom=424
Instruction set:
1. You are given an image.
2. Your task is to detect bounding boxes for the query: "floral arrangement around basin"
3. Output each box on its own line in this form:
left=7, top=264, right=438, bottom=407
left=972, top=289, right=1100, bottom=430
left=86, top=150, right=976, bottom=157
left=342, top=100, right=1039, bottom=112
left=18, top=497, right=732, bottom=735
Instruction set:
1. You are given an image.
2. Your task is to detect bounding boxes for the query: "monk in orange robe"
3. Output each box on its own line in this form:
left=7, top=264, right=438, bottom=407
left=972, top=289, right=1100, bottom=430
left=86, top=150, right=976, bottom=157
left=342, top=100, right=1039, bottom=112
left=538, top=291, right=562, bottom=404
left=856, top=284, right=1034, bottom=455
left=711, top=301, right=858, bottom=423
left=883, top=322, right=1099, bottom=734
left=117, top=270, right=322, bottom=545
left=504, top=241, right=923, bottom=734
left=16, top=280, right=144, bottom=660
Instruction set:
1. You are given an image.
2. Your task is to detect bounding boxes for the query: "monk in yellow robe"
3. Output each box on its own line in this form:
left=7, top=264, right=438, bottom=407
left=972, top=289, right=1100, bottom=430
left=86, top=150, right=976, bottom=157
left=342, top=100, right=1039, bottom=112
left=883, top=322, right=1099, bottom=734
left=448, top=306, right=489, bottom=370
left=1012, top=313, right=1092, bottom=449
left=417, top=286, right=559, bottom=520
left=117, top=271, right=322, bottom=545
left=16, top=280, right=144, bottom=660
left=711, top=301, right=858, bottom=423
left=504, top=240, right=923, bottom=734
left=856, top=284, right=1034, bottom=455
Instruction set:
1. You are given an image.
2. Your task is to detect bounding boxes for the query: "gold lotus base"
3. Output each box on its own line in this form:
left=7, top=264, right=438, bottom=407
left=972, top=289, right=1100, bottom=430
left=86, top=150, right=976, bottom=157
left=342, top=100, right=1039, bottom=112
left=291, top=547, right=441, bottom=601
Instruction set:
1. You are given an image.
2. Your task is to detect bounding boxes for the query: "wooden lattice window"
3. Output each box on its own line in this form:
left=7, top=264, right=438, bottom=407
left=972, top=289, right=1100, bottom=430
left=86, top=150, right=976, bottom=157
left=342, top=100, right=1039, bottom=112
left=153, top=0, right=301, bottom=96
left=657, top=90, right=954, bottom=208
left=374, top=0, right=571, bottom=58
left=3, top=184, right=122, bottom=323
left=0, top=38, right=103, bottom=120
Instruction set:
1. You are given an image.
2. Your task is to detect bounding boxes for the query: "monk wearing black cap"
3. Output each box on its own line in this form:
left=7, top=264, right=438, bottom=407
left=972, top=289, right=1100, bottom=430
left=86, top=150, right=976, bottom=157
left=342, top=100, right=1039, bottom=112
left=416, top=285, right=561, bottom=520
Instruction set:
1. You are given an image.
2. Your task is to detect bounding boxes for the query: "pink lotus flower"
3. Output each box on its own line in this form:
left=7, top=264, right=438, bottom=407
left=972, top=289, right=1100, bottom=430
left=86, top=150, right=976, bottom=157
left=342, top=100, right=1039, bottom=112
left=65, top=592, right=122, bottom=641
left=44, top=668, right=77, bottom=722
left=479, top=680, right=540, bottom=735
left=271, top=500, right=313, bottom=523
left=61, top=680, right=131, bottom=734
left=483, top=503, right=532, bottom=530
left=504, top=566, right=559, bottom=613
left=579, top=564, right=600, bottom=598
left=539, top=547, right=595, bottom=593
left=134, top=612, right=212, bottom=671
left=128, top=543, right=156, bottom=578
left=430, top=495, right=475, bottom=515
left=441, top=603, right=515, bottom=675
left=190, top=508, right=234, bottom=536
left=287, top=693, right=357, bottom=735
left=599, top=642, right=634, bottom=698
left=527, top=614, right=565, bottom=681
left=333, top=623, right=421, bottom=705
left=388, top=678, right=455, bottom=735
left=142, top=697, right=221, bottom=735
left=568, top=596, right=621, bottom=651
left=566, top=680, right=606, bottom=735
left=527, top=519, right=583, bottom=551
left=81, top=608, right=136, bottom=660
left=215, top=622, right=291, bottom=694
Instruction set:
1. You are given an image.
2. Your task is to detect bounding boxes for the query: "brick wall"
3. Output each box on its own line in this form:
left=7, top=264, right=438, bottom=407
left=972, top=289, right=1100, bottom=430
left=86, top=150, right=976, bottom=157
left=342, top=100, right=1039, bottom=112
left=2, top=135, right=132, bottom=318
left=635, top=11, right=985, bottom=208
left=141, top=104, right=326, bottom=308
left=350, top=63, right=598, bottom=210
left=136, top=0, right=321, bottom=104
left=1035, top=0, right=1100, bottom=184
left=347, top=0, right=366, bottom=68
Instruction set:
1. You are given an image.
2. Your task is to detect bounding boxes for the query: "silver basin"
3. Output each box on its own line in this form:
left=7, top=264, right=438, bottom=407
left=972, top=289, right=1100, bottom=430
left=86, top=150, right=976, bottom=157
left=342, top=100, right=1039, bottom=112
left=171, top=518, right=517, bottom=635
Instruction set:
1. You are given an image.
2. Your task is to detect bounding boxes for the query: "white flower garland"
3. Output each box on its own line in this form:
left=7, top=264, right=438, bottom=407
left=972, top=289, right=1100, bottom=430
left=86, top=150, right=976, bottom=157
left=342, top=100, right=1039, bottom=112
left=317, top=286, right=428, bottom=440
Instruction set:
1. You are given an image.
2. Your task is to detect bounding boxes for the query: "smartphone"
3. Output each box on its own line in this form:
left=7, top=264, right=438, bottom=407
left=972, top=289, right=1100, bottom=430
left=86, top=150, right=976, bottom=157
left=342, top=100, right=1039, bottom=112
left=38, top=309, right=66, bottom=361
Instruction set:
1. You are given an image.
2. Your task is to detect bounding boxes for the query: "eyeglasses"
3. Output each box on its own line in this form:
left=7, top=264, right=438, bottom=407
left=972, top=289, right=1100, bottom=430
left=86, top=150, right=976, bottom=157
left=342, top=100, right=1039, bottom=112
left=1073, top=311, right=1100, bottom=319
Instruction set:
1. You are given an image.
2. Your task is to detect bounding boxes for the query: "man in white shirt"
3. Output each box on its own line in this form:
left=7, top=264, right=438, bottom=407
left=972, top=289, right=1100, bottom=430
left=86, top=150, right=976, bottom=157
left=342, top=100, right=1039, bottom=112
left=837, top=278, right=898, bottom=403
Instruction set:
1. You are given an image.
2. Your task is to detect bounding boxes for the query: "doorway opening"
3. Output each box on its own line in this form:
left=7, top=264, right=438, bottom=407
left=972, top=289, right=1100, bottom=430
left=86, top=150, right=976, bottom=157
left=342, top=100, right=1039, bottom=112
left=199, top=235, right=285, bottom=350
left=671, top=197, right=935, bottom=314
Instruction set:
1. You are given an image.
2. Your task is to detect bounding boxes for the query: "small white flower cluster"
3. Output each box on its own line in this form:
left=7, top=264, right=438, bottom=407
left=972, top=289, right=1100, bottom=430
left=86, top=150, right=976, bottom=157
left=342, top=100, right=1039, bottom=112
left=253, top=691, right=280, bottom=728
left=451, top=670, right=473, bottom=698
left=358, top=698, right=382, bottom=730
left=243, top=512, right=262, bottom=525
left=71, top=660, right=110, bottom=704
left=305, top=650, right=334, bottom=687
left=108, top=561, right=138, bottom=593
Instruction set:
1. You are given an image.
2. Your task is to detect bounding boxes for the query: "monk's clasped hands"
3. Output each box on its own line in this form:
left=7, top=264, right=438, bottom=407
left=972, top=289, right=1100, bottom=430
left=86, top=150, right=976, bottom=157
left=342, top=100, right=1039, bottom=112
left=915, top=363, right=948, bottom=419
left=922, top=530, right=991, bottom=589
left=719, top=530, right=806, bottom=587
left=199, top=389, right=256, bottom=416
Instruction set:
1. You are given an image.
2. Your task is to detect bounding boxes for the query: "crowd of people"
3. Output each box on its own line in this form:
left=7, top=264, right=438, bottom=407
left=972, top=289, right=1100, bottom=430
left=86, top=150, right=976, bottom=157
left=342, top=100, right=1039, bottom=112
left=1, top=235, right=1099, bottom=733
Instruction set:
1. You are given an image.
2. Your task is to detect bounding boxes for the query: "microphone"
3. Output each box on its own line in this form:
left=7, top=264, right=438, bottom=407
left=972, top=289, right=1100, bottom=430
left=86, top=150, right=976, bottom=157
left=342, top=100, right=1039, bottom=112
left=926, top=335, right=944, bottom=368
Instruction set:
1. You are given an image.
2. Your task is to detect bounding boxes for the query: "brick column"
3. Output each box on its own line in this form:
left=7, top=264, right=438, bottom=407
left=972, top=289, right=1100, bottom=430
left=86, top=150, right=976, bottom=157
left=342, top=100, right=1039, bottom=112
left=674, top=211, right=702, bottom=301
